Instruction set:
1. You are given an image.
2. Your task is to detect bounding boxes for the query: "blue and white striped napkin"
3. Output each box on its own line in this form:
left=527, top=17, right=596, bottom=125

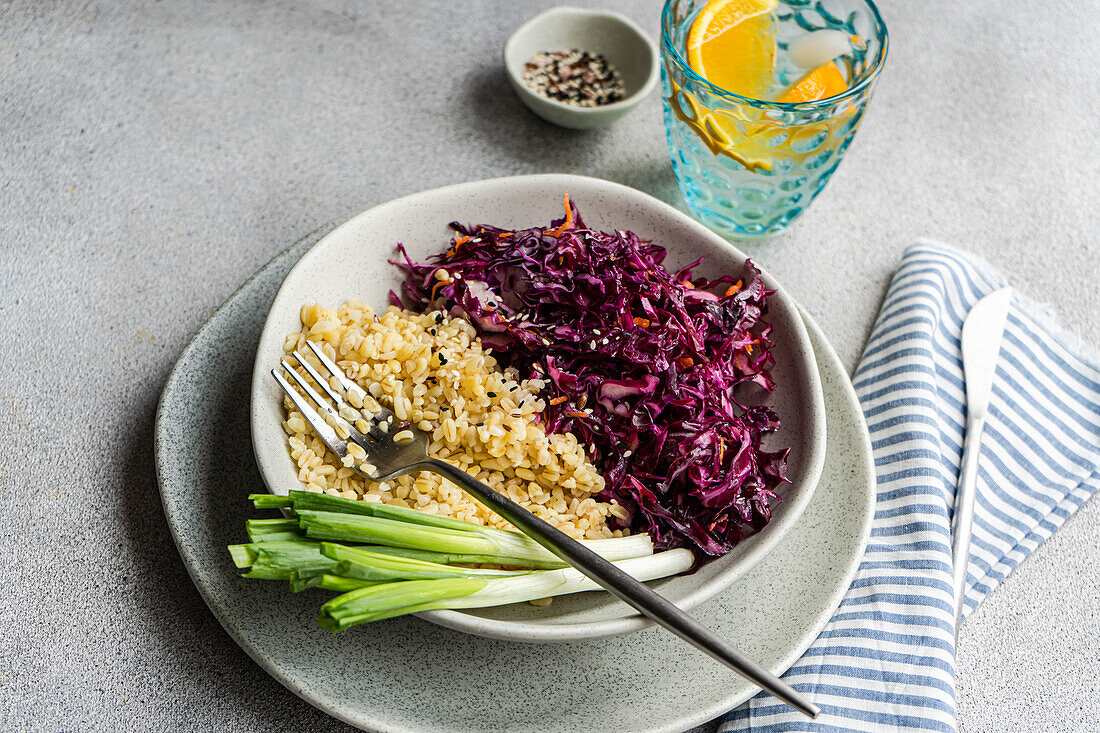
left=720, top=241, right=1100, bottom=732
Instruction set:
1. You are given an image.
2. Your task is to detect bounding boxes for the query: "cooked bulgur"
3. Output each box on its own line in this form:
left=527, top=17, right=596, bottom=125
left=280, top=299, right=629, bottom=540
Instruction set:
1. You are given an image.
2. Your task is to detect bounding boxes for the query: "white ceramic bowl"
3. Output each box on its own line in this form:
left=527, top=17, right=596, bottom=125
left=250, top=174, right=826, bottom=642
left=503, top=7, right=659, bottom=129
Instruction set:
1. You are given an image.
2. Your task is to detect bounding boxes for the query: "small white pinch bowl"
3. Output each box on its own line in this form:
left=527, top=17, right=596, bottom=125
left=503, top=7, right=659, bottom=129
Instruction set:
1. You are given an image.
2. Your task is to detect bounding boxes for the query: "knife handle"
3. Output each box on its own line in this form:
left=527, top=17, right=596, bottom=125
left=950, top=414, right=985, bottom=637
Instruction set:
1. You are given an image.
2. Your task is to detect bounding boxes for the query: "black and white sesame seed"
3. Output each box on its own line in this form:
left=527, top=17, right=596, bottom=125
left=522, top=49, right=626, bottom=108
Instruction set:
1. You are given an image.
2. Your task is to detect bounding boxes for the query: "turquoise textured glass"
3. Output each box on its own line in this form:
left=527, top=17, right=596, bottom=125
left=660, top=0, right=888, bottom=239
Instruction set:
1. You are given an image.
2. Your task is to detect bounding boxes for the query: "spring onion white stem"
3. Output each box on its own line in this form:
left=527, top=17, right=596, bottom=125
left=316, top=549, right=695, bottom=631
left=433, top=548, right=696, bottom=611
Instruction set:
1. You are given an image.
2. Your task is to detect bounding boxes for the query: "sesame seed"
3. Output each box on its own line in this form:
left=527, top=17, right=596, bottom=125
left=521, top=49, right=625, bottom=107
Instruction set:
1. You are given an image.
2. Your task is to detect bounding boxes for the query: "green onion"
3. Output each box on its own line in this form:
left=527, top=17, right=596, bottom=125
left=248, top=493, right=294, bottom=510
left=230, top=537, right=520, bottom=582
left=318, top=543, right=526, bottom=582
left=296, top=509, right=651, bottom=568
left=317, top=578, right=489, bottom=631
left=231, top=494, right=688, bottom=633
left=228, top=540, right=339, bottom=580
left=250, top=490, right=481, bottom=532
left=281, top=490, right=483, bottom=532
left=351, top=545, right=521, bottom=566
left=298, top=509, right=489, bottom=550
left=437, top=549, right=694, bottom=611
left=314, top=549, right=695, bottom=632
left=251, top=490, right=652, bottom=566
left=245, top=518, right=304, bottom=543
left=289, top=574, right=379, bottom=594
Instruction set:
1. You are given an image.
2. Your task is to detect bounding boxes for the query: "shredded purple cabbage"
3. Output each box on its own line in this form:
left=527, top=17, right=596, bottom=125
left=392, top=197, right=789, bottom=557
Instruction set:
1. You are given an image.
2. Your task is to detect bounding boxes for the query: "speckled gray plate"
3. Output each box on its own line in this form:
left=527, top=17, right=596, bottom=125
left=154, top=217, right=874, bottom=733
left=249, top=175, right=827, bottom=642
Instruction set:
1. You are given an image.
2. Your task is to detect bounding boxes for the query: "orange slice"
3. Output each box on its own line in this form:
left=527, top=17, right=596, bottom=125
left=686, top=0, right=778, bottom=98
left=779, top=61, right=848, bottom=103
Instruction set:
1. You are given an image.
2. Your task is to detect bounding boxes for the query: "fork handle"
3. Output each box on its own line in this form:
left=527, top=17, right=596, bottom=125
left=419, top=457, right=819, bottom=719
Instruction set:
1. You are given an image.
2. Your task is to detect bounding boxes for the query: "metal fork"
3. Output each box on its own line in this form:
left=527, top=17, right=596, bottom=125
left=274, top=340, right=819, bottom=719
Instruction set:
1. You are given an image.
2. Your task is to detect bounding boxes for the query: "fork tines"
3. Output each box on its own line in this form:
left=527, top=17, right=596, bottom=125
left=271, top=340, right=399, bottom=476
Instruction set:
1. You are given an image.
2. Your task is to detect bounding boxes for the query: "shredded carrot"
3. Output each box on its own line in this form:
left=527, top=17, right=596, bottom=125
left=677, top=357, right=694, bottom=368
left=745, top=344, right=753, bottom=354
left=429, top=278, right=447, bottom=303
left=724, top=280, right=743, bottom=297
left=499, top=232, right=514, bottom=239
left=548, top=396, right=568, bottom=406
left=565, top=410, right=588, bottom=419
left=547, top=192, right=574, bottom=237
left=679, top=279, right=695, bottom=289
left=633, top=317, right=650, bottom=328
left=444, top=234, right=469, bottom=258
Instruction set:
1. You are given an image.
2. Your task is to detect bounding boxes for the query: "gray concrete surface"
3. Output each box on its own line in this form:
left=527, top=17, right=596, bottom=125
left=1, top=1, right=1097, bottom=730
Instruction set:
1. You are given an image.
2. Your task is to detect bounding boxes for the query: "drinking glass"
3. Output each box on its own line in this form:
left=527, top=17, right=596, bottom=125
left=660, top=0, right=888, bottom=239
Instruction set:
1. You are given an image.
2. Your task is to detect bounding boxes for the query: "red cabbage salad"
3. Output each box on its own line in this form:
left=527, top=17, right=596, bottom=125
left=392, top=196, right=789, bottom=558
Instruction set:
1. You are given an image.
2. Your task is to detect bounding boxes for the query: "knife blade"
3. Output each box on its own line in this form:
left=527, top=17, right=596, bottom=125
left=951, top=287, right=1013, bottom=636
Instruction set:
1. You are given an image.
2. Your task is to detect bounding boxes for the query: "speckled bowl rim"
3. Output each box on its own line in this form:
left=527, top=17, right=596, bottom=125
left=249, top=174, right=826, bottom=642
